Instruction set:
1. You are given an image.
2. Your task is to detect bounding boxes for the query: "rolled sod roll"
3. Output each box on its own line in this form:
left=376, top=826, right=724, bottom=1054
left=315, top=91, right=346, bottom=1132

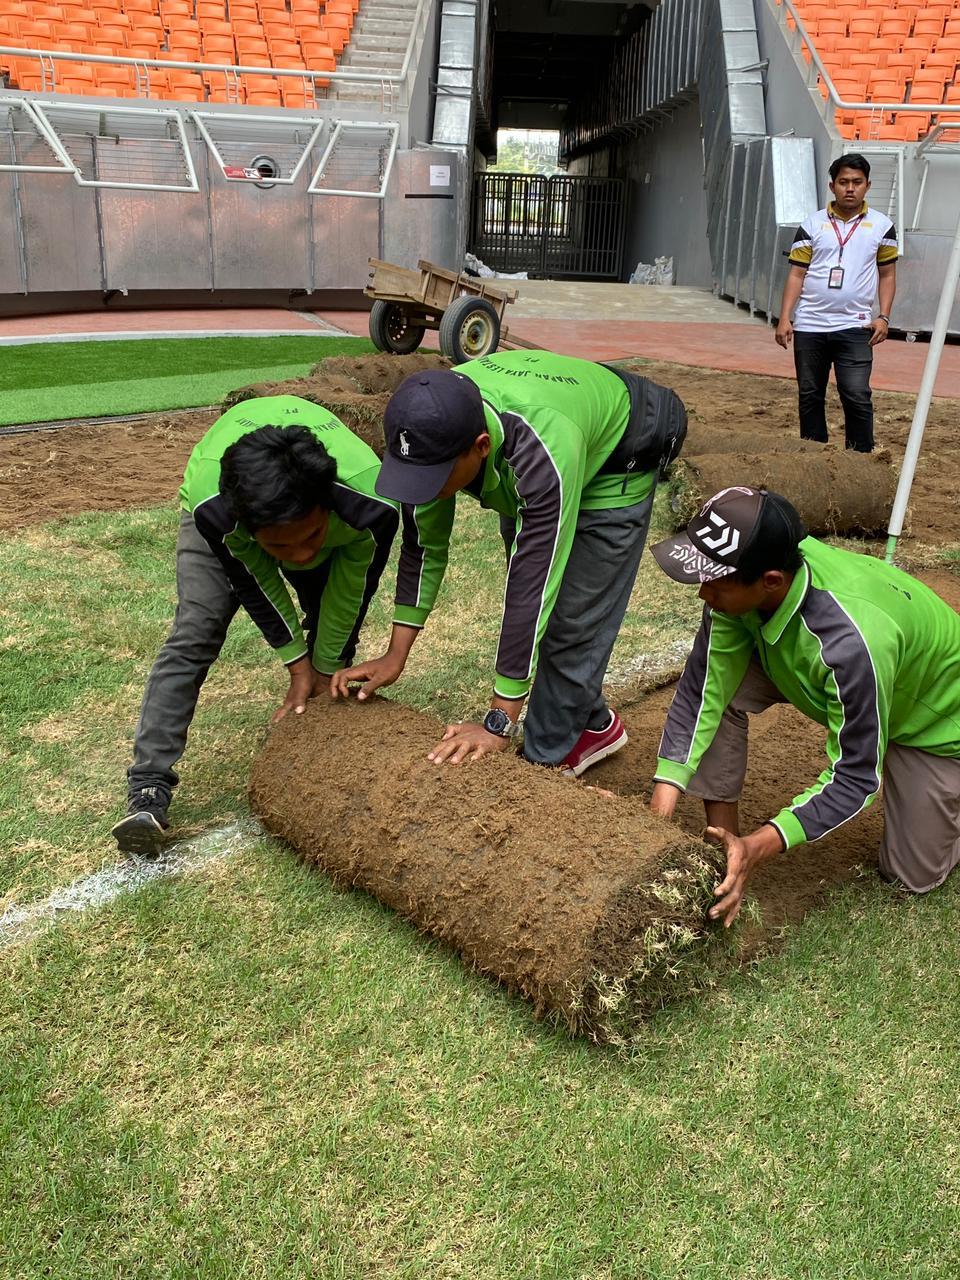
left=668, top=448, right=897, bottom=535
left=249, top=696, right=731, bottom=1044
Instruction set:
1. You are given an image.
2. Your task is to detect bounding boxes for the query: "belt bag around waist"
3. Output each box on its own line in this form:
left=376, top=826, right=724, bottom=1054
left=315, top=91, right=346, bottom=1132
left=597, top=364, right=688, bottom=478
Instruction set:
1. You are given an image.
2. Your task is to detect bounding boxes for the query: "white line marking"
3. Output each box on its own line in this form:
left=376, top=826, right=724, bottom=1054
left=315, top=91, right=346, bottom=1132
left=0, top=819, right=263, bottom=950
left=0, top=326, right=350, bottom=346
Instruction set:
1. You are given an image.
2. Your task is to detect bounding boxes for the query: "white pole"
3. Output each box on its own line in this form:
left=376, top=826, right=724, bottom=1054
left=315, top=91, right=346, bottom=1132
left=885, top=202, right=960, bottom=563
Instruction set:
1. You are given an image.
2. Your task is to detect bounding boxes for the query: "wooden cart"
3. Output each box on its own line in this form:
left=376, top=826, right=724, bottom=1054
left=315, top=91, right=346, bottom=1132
left=364, top=257, right=519, bottom=362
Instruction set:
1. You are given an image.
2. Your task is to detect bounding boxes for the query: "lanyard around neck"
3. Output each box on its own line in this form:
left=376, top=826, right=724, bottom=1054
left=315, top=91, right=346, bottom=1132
left=829, top=211, right=865, bottom=261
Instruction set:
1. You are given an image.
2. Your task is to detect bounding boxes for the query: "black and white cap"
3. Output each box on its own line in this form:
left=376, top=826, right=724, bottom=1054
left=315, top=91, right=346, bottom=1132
left=651, top=486, right=806, bottom=584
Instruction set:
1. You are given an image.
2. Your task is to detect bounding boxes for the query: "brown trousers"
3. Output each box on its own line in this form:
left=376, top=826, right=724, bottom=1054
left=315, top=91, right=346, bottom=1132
left=685, top=661, right=960, bottom=894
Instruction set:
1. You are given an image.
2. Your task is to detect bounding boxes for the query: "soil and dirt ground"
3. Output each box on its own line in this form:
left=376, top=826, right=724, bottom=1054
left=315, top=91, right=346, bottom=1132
left=1, top=351, right=958, bottom=541
left=3, top=350, right=958, bottom=1011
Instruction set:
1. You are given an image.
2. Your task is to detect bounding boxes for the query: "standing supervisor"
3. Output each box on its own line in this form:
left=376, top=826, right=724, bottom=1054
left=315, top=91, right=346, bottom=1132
left=776, top=153, right=898, bottom=452
left=332, top=350, right=686, bottom=776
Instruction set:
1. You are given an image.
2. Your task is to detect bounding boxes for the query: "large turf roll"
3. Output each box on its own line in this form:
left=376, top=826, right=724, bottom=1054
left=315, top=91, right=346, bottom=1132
left=683, top=427, right=821, bottom=457
left=668, top=448, right=897, bottom=534
left=249, top=696, right=731, bottom=1043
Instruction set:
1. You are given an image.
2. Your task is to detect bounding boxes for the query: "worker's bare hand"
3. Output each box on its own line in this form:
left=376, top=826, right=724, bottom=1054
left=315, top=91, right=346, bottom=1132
left=428, top=722, right=512, bottom=765
left=704, top=823, right=782, bottom=928
left=775, top=320, right=793, bottom=349
left=330, top=653, right=405, bottom=701
left=273, top=658, right=330, bottom=724
left=868, top=317, right=889, bottom=347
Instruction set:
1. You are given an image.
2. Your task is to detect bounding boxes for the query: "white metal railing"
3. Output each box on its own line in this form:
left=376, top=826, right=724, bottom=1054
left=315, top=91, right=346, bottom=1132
left=307, top=119, right=398, bottom=196
left=775, top=0, right=960, bottom=127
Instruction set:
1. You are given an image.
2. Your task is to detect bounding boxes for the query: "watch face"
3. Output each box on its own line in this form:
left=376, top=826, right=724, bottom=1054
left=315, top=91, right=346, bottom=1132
left=484, top=709, right=511, bottom=736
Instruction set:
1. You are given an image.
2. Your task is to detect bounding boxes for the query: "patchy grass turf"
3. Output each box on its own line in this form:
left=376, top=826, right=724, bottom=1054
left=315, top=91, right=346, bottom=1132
left=0, top=336, right=375, bottom=425
left=3, top=500, right=960, bottom=1277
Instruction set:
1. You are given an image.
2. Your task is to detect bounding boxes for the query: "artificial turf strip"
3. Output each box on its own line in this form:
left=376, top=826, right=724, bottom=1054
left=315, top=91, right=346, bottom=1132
left=0, top=335, right=375, bottom=425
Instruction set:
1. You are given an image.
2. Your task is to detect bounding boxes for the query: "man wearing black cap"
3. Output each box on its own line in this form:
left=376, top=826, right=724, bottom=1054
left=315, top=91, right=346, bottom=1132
left=331, top=350, right=686, bottom=776
left=648, top=486, right=960, bottom=926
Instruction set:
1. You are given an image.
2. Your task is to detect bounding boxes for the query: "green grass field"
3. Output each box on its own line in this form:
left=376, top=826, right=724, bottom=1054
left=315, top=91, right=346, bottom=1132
left=3, top=345, right=960, bottom=1278
left=0, top=336, right=375, bottom=425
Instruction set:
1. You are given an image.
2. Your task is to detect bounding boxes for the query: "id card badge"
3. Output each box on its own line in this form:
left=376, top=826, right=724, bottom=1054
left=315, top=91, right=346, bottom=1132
left=828, top=266, right=845, bottom=289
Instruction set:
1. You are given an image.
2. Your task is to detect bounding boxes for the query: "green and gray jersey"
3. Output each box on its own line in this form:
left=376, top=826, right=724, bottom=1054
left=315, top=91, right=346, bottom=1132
left=180, top=395, right=398, bottom=673
left=393, top=351, right=657, bottom=700
left=655, top=538, right=960, bottom=849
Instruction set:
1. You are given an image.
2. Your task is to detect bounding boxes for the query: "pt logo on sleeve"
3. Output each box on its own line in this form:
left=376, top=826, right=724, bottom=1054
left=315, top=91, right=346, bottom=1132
left=695, top=510, right=741, bottom=558
left=399, top=431, right=411, bottom=457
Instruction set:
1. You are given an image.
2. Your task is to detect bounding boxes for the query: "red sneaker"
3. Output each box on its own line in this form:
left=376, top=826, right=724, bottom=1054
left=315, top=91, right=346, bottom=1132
left=560, top=711, right=628, bottom=777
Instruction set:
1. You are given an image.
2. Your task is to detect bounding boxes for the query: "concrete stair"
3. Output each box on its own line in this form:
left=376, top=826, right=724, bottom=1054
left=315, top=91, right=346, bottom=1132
left=328, top=0, right=424, bottom=102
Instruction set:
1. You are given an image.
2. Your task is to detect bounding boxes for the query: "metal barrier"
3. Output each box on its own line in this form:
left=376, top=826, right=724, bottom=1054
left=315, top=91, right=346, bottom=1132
left=470, top=172, right=626, bottom=279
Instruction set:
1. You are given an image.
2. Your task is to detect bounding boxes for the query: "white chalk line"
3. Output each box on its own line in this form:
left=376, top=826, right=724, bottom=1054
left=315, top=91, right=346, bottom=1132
left=0, top=818, right=264, bottom=950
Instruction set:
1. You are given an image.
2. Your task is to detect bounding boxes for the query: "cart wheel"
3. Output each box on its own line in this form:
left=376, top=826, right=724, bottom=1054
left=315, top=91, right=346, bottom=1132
left=438, top=296, right=501, bottom=362
left=369, top=300, right=426, bottom=355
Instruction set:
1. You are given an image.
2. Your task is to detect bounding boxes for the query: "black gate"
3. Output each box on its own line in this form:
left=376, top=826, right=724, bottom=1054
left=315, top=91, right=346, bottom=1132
left=469, top=173, right=626, bottom=280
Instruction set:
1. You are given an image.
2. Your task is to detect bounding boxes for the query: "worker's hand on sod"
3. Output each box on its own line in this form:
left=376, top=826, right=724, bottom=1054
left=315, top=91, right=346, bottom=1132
left=330, top=624, right=419, bottom=701
left=273, top=656, right=331, bottom=724
left=428, top=721, right=513, bottom=766
left=704, top=824, right=783, bottom=929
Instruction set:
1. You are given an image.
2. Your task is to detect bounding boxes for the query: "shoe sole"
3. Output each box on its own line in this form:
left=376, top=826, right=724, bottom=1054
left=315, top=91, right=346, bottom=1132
left=561, top=729, right=629, bottom=778
left=111, top=813, right=166, bottom=859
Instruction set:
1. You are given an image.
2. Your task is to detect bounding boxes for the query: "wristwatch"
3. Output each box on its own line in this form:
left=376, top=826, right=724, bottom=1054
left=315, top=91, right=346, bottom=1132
left=482, top=707, right=521, bottom=739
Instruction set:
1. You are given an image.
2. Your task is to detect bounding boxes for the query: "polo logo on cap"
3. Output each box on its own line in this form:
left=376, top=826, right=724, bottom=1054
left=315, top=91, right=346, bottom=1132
left=399, top=431, right=411, bottom=457
left=695, top=511, right=740, bottom=558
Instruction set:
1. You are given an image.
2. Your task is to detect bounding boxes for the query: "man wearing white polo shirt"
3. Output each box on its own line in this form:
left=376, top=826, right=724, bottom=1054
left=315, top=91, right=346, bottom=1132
left=775, top=153, right=898, bottom=453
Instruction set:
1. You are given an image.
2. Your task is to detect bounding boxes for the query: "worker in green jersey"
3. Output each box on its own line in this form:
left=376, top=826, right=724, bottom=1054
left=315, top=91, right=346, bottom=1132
left=648, top=486, right=960, bottom=926
left=332, top=350, right=687, bottom=774
left=113, top=396, right=399, bottom=859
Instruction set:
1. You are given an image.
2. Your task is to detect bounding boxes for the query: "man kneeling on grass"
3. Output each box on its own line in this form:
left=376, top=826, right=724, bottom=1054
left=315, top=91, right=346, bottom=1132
left=648, top=486, right=960, bottom=927
left=332, top=350, right=686, bottom=776
left=113, top=395, right=399, bottom=859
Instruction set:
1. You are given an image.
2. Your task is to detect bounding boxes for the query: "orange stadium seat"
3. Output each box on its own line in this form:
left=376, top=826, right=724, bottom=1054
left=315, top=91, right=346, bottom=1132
left=232, top=20, right=266, bottom=38
left=910, top=72, right=948, bottom=100
left=203, top=34, right=236, bottom=58
left=879, top=16, right=910, bottom=36
left=230, top=4, right=260, bottom=18
left=58, top=63, right=96, bottom=92
left=236, top=37, right=269, bottom=59
left=95, top=63, right=135, bottom=94
left=167, top=69, right=204, bottom=98
left=196, top=2, right=226, bottom=18
left=268, top=39, right=302, bottom=59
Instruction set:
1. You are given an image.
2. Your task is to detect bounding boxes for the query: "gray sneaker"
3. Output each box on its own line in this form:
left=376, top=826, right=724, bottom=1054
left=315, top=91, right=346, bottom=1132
left=112, top=790, right=170, bottom=859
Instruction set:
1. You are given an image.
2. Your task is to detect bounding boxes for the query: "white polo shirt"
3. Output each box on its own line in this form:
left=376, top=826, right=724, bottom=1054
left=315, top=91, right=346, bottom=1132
left=788, top=202, right=898, bottom=333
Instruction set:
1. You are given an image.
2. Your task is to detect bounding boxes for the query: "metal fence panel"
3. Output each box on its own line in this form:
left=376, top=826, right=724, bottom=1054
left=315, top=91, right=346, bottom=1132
left=470, top=173, right=625, bottom=279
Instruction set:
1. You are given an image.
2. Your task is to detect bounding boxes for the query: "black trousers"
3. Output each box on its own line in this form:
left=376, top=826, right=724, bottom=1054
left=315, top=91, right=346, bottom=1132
left=793, top=326, right=874, bottom=452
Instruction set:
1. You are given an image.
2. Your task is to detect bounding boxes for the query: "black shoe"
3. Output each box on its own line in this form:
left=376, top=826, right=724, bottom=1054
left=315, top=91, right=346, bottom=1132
left=112, top=790, right=170, bottom=860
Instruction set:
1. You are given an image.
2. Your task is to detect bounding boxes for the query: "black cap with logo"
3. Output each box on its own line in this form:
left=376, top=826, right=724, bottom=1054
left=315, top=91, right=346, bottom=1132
left=375, top=369, right=487, bottom=505
left=650, top=486, right=806, bottom=584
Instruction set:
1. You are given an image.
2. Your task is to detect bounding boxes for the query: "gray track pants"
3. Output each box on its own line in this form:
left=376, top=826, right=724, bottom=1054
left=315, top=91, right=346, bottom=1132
left=500, top=489, right=656, bottom=766
left=685, top=659, right=960, bottom=894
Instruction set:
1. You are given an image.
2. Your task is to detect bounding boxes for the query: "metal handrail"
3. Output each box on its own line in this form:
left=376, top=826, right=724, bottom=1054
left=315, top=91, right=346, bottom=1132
left=778, top=0, right=960, bottom=116
left=0, top=44, right=399, bottom=86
